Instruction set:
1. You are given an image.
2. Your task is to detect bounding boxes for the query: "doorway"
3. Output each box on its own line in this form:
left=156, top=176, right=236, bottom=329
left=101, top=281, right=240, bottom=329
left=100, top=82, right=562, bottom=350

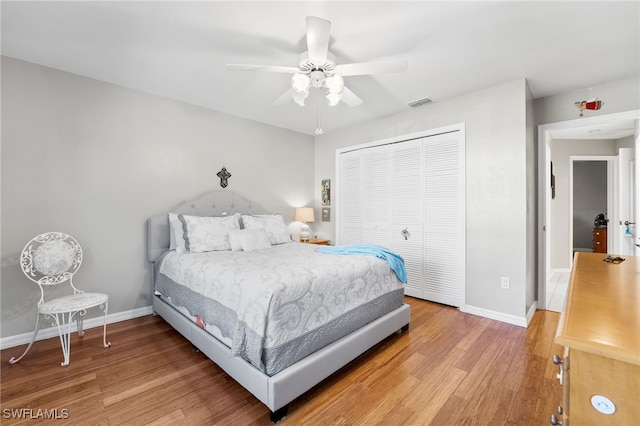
left=538, top=110, right=640, bottom=312
left=570, top=158, right=614, bottom=254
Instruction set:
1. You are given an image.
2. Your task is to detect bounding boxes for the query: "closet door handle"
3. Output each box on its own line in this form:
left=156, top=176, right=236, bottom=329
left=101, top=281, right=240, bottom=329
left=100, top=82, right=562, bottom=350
left=401, top=228, right=411, bottom=240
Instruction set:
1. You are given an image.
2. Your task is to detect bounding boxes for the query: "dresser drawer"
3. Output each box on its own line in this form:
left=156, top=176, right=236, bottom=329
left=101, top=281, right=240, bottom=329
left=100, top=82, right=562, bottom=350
left=592, top=227, right=607, bottom=253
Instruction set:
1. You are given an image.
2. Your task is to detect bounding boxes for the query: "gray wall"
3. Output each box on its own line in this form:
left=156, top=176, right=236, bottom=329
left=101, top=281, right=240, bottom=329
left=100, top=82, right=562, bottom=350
left=313, top=75, right=640, bottom=322
left=1, top=57, right=315, bottom=338
left=2, top=54, right=638, bottom=339
left=550, top=139, right=618, bottom=269
left=573, top=161, right=607, bottom=250
left=313, top=79, right=533, bottom=321
left=535, top=76, right=640, bottom=271
left=534, top=76, right=640, bottom=125
left=525, top=83, right=537, bottom=314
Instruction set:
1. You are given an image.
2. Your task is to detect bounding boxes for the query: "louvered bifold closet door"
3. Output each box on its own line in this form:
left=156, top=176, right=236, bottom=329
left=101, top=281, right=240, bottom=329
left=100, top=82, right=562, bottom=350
left=390, top=140, right=424, bottom=297
left=339, top=150, right=362, bottom=244
left=423, top=132, right=465, bottom=307
left=361, top=145, right=391, bottom=246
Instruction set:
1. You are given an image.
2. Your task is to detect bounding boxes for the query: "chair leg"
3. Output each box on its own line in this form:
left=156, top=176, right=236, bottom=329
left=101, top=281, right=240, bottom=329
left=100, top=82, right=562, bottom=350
left=101, top=302, right=111, bottom=348
left=8, top=313, right=42, bottom=364
left=55, top=312, right=74, bottom=367
left=76, top=314, right=85, bottom=338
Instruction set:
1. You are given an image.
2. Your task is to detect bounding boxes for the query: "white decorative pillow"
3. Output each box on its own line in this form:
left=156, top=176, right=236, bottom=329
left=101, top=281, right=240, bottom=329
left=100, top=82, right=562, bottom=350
left=228, top=229, right=272, bottom=252
left=228, top=229, right=243, bottom=251
left=178, top=214, right=240, bottom=252
left=168, top=213, right=185, bottom=252
left=241, top=214, right=290, bottom=245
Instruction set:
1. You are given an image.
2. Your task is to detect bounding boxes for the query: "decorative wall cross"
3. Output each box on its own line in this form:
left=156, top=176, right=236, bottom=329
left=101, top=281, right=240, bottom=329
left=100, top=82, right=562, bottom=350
left=217, top=167, right=231, bottom=188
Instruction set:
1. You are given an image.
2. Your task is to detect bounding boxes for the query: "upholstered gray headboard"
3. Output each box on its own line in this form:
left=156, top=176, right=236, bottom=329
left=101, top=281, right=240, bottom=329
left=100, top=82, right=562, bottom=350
left=147, top=190, right=269, bottom=263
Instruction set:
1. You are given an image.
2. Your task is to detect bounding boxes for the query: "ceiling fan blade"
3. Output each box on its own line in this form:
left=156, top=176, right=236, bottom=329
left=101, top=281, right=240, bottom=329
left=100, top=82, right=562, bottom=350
left=306, top=16, right=331, bottom=65
left=341, top=86, right=363, bottom=107
left=227, top=64, right=299, bottom=73
left=272, top=88, right=293, bottom=106
left=336, top=59, right=408, bottom=77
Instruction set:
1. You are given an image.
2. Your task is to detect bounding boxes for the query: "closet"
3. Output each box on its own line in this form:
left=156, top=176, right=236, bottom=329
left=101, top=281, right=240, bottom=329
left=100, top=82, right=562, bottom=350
left=336, top=125, right=465, bottom=308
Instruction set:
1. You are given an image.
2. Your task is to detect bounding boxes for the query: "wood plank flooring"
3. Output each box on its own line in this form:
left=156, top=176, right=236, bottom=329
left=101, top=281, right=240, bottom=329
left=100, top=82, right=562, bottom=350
left=1, top=297, right=562, bottom=425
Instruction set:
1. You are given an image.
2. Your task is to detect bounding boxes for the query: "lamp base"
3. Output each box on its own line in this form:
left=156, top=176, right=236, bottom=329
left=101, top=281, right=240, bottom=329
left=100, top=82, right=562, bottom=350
left=300, top=223, right=310, bottom=242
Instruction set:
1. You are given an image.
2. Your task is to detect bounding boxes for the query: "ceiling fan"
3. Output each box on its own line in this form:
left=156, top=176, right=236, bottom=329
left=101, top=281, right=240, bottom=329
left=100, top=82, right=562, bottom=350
left=227, top=16, right=408, bottom=108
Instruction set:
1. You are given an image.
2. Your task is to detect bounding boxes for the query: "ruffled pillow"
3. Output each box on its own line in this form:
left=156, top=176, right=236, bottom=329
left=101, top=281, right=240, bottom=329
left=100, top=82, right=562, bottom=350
left=178, top=214, right=240, bottom=252
left=228, top=229, right=272, bottom=252
left=241, top=214, right=290, bottom=245
left=168, top=213, right=185, bottom=252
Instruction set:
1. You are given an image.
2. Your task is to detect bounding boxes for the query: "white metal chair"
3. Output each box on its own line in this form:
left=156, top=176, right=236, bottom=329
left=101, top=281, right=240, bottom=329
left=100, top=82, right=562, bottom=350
left=9, top=232, right=110, bottom=366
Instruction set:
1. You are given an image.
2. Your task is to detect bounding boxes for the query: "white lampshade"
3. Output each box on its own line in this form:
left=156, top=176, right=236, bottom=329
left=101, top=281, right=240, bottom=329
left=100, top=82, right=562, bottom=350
left=294, top=207, right=315, bottom=223
left=291, top=73, right=311, bottom=93
left=291, top=89, right=308, bottom=106
left=325, top=75, right=344, bottom=94
left=326, top=92, right=342, bottom=106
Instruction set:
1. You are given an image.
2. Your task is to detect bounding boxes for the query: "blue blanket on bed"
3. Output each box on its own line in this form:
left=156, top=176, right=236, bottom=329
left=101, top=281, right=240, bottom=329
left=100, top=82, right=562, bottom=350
left=316, top=243, right=407, bottom=283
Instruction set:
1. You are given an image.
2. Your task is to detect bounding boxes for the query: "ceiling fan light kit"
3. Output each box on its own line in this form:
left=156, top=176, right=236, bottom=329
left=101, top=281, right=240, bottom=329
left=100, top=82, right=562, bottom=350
left=227, top=16, right=407, bottom=124
left=291, top=73, right=311, bottom=106
left=291, top=88, right=308, bottom=107
left=291, top=69, right=345, bottom=107
left=291, top=73, right=311, bottom=93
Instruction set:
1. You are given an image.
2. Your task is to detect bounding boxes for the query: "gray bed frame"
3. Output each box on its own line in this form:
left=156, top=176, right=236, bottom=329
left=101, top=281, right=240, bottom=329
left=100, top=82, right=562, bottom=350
left=147, top=190, right=410, bottom=422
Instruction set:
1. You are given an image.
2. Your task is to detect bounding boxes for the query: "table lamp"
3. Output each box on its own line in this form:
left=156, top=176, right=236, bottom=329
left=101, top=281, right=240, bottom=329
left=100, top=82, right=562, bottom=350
left=294, top=207, right=315, bottom=242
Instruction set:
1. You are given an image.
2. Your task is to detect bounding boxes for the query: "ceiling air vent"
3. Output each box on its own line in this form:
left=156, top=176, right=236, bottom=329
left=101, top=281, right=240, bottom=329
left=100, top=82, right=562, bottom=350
left=408, top=96, right=434, bottom=108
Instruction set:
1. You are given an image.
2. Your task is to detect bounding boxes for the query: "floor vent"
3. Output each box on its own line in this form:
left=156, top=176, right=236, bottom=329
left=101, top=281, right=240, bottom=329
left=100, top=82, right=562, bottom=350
left=408, top=97, right=434, bottom=108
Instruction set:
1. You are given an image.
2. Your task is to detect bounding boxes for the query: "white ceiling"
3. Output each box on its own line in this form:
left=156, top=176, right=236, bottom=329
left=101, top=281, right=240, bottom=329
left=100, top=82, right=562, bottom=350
left=2, top=1, right=639, bottom=136
left=550, top=119, right=638, bottom=140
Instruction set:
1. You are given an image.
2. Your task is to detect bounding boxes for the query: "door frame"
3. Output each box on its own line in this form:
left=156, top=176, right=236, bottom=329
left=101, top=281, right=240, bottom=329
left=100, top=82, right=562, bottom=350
left=537, top=109, right=640, bottom=309
left=618, top=147, right=638, bottom=256
left=569, top=156, right=617, bottom=257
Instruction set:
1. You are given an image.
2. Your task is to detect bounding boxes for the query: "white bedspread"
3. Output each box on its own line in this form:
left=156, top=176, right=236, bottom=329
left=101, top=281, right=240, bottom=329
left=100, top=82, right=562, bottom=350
left=157, top=242, right=403, bottom=372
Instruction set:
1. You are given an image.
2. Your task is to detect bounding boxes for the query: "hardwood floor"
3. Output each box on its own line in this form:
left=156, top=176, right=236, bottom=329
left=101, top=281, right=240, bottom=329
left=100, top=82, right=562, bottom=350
left=1, top=297, right=562, bottom=425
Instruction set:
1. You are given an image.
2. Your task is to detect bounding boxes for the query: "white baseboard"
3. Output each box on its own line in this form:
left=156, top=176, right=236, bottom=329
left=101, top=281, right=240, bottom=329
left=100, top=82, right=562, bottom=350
left=552, top=268, right=571, bottom=275
left=0, top=305, right=154, bottom=350
left=462, top=302, right=538, bottom=328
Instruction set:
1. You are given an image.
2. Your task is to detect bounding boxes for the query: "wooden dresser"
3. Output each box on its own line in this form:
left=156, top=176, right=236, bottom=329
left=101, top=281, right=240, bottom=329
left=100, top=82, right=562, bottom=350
left=592, top=227, right=607, bottom=253
left=552, top=252, right=639, bottom=425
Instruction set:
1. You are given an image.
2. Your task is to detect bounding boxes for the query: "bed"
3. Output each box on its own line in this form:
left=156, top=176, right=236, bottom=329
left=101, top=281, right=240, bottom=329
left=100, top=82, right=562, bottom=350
left=147, top=190, right=410, bottom=422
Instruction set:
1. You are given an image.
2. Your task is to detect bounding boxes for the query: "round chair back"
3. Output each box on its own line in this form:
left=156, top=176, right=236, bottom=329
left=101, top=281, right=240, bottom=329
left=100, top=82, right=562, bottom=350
left=21, top=232, right=83, bottom=286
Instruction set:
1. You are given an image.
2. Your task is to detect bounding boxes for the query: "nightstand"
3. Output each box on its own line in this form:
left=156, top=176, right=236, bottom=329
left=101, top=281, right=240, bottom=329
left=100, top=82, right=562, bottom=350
left=301, top=239, right=330, bottom=245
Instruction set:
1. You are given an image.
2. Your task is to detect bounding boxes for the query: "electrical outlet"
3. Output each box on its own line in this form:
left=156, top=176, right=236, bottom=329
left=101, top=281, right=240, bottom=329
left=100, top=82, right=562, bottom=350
left=501, top=276, right=510, bottom=289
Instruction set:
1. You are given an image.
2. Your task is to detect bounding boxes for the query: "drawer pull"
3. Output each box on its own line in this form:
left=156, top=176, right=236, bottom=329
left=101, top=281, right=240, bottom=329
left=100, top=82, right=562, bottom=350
left=556, top=367, right=563, bottom=385
left=553, top=354, right=564, bottom=385
left=550, top=414, right=563, bottom=425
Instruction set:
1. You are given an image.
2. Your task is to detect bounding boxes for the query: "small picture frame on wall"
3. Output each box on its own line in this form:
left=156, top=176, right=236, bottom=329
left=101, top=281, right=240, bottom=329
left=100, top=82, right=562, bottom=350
left=322, top=208, right=331, bottom=222
left=551, top=161, right=556, bottom=199
left=321, top=179, right=331, bottom=207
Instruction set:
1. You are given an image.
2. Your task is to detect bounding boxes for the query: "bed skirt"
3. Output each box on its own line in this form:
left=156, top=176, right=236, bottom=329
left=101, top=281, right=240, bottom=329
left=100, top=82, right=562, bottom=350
left=152, top=294, right=410, bottom=416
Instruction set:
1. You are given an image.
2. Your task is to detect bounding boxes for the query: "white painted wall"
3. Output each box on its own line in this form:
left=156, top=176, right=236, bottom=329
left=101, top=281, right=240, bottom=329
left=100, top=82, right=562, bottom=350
left=314, top=79, right=532, bottom=323
left=0, top=57, right=314, bottom=338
